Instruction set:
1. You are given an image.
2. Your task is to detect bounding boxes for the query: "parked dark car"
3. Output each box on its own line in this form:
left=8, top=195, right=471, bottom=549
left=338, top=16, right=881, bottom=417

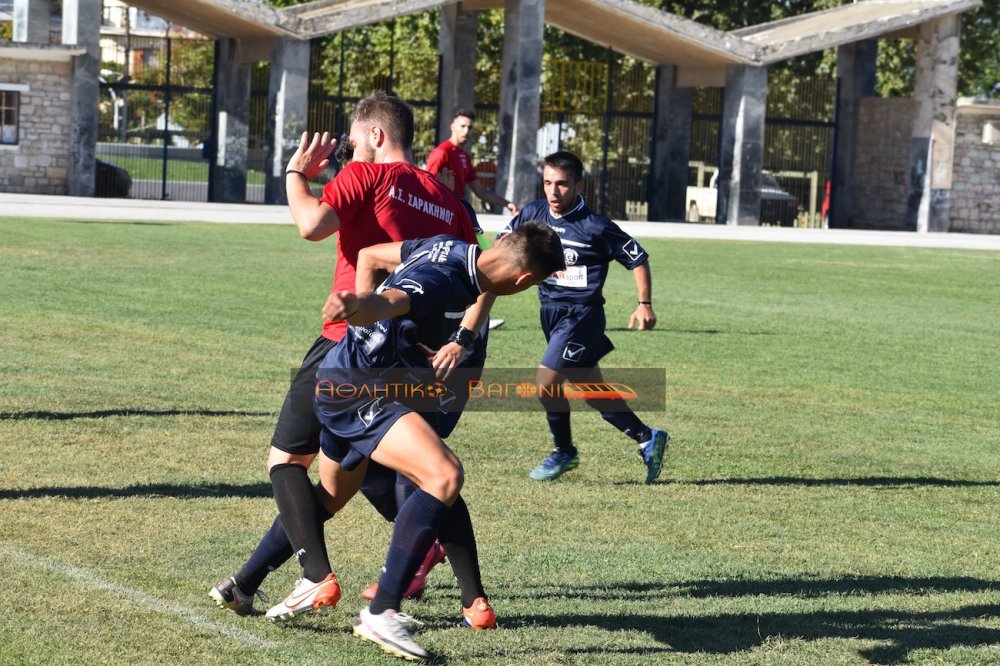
left=689, top=169, right=799, bottom=225
left=95, top=159, right=132, bottom=198
left=759, top=170, right=798, bottom=226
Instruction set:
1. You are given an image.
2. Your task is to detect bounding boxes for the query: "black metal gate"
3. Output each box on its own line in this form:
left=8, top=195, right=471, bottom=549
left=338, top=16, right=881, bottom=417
left=95, top=15, right=836, bottom=219
left=97, top=33, right=215, bottom=201
left=690, top=76, right=836, bottom=226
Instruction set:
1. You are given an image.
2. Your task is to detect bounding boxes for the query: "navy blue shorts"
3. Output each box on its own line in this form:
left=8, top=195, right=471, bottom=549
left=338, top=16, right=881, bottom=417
left=315, top=324, right=488, bottom=468
left=540, top=302, right=614, bottom=370
left=315, top=374, right=440, bottom=470
left=270, top=335, right=338, bottom=456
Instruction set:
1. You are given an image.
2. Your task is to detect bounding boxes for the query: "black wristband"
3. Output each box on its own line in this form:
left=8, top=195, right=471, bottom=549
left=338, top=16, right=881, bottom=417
left=448, top=326, right=476, bottom=350
left=639, top=301, right=652, bottom=305
left=285, top=170, right=308, bottom=179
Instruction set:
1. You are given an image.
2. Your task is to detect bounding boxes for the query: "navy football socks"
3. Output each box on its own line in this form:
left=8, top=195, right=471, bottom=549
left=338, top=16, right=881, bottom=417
left=370, top=488, right=448, bottom=614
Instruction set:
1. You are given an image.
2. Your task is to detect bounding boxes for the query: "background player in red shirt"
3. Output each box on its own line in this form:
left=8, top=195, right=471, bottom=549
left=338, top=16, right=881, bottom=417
left=426, top=108, right=519, bottom=217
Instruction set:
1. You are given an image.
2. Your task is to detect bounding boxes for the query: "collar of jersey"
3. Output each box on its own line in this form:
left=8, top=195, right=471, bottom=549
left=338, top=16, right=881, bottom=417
left=550, top=195, right=586, bottom=220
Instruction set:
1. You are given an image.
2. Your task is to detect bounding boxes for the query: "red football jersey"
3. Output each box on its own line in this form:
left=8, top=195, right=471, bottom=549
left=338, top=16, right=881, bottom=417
left=318, top=160, right=477, bottom=341
left=425, top=141, right=478, bottom=197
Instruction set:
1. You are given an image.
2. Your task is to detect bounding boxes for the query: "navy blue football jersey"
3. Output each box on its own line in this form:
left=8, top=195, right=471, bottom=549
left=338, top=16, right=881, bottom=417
left=499, top=196, right=648, bottom=306
left=320, top=235, right=482, bottom=372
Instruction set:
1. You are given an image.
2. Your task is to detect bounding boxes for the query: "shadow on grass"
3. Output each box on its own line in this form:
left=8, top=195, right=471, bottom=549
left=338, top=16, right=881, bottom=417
left=63, top=219, right=175, bottom=226
left=605, top=326, right=776, bottom=335
left=501, top=578, right=999, bottom=663
left=685, top=475, right=1000, bottom=488
left=534, top=605, right=998, bottom=663
left=605, top=326, right=775, bottom=335
left=0, top=409, right=272, bottom=421
left=514, top=576, right=1000, bottom=600
left=0, top=481, right=272, bottom=500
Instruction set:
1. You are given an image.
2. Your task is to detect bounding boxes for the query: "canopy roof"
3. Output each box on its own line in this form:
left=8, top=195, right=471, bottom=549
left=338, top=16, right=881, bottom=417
left=125, top=0, right=980, bottom=67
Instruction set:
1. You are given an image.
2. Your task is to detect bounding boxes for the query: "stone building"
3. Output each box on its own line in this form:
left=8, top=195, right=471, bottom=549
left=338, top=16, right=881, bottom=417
left=0, top=43, right=83, bottom=195
left=950, top=99, right=1000, bottom=233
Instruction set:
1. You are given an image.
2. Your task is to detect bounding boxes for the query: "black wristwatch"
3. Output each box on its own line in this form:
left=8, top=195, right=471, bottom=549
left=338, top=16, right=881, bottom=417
left=448, top=326, right=476, bottom=351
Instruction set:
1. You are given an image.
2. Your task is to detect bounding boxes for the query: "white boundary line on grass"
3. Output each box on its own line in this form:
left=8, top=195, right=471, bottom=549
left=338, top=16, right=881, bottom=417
left=0, top=539, right=278, bottom=652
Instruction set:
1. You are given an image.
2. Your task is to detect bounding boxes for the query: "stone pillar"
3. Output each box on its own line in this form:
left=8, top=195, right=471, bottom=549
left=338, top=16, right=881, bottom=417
left=495, top=0, right=544, bottom=206
left=62, top=0, right=100, bottom=197
left=907, top=16, right=960, bottom=232
left=716, top=65, right=767, bottom=225
left=210, top=38, right=251, bottom=203
left=13, top=0, right=50, bottom=43
left=265, top=37, right=310, bottom=205
left=830, top=40, right=876, bottom=229
left=648, top=64, right=693, bottom=222
left=438, top=6, right=478, bottom=142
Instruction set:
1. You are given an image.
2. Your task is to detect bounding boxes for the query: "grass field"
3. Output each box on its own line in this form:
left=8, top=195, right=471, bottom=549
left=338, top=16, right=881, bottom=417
left=101, top=155, right=267, bottom=185
left=1, top=217, right=998, bottom=665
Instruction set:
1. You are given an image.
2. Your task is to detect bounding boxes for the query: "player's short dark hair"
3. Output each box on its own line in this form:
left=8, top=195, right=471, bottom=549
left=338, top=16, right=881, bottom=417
left=353, top=91, right=414, bottom=150
left=452, top=107, right=475, bottom=122
left=543, top=150, right=584, bottom=183
left=334, top=132, right=353, bottom=164
left=504, top=221, right=565, bottom=278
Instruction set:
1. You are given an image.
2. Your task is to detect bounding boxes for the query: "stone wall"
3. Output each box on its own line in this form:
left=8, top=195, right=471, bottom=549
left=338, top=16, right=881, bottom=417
left=950, top=100, right=1000, bottom=234
left=853, top=97, right=916, bottom=230
left=0, top=57, right=74, bottom=195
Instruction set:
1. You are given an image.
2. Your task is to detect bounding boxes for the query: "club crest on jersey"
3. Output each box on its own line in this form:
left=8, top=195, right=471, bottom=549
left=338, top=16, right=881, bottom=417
left=622, top=239, right=643, bottom=260
left=563, top=248, right=579, bottom=266
left=398, top=278, right=425, bottom=295
left=358, top=397, right=384, bottom=428
left=562, top=342, right=587, bottom=362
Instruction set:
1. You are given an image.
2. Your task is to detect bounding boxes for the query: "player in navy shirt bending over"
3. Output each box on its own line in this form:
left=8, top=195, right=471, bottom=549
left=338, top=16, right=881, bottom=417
left=499, top=151, right=669, bottom=483
left=315, top=223, right=564, bottom=662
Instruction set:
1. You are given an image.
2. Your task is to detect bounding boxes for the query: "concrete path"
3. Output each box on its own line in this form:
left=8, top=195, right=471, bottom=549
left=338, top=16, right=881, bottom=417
left=3, top=192, right=999, bottom=251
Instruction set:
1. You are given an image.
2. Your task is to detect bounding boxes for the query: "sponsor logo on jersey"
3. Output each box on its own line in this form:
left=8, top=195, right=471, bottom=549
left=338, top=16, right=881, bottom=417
left=398, top=278, right=425, bottom=294
left=562, top=342, right=587, bottom=361
left=360, top=329, right=387, bottom=355
left=358, top=397, right=384, bottom=428
left=437, top=389, right=458, bottom=414
left=623, top=239, right=643, bottom=260
left=429, top=239, right=454, bottom=263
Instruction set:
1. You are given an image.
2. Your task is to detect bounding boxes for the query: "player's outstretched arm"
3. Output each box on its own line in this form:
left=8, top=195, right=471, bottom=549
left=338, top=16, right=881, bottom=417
left=628, top=261, right=657, bottom=331
left=285, top=131, right=341, bottom=241
left=433, top=167, right=455, bottom=191
left=469, top=180, right=518, bottom=215
left=355, top=242, right=404, bottom=294
left=322, top=289, right=411, bottom=326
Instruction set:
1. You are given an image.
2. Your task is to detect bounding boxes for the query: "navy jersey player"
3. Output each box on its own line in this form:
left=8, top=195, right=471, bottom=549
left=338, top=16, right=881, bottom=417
left=314, top=223, right=564, bottom=661
left=498, top=150, right=669, bottom=483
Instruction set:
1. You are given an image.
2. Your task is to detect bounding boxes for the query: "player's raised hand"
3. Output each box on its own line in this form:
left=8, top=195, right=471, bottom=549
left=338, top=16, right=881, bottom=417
left=287, top=131, right=335, bottom=180
left=322, top=290, right=359, bottom=322
left=628, top=303, right=657, bottom=331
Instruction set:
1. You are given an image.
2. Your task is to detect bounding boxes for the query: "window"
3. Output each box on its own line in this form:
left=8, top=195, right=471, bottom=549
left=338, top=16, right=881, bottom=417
left=0, top=90, right=18, bottom=145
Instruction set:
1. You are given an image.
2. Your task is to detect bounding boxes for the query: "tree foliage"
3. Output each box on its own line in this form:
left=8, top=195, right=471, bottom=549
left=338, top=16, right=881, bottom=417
left=262, top=0, right=997, bottom=104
